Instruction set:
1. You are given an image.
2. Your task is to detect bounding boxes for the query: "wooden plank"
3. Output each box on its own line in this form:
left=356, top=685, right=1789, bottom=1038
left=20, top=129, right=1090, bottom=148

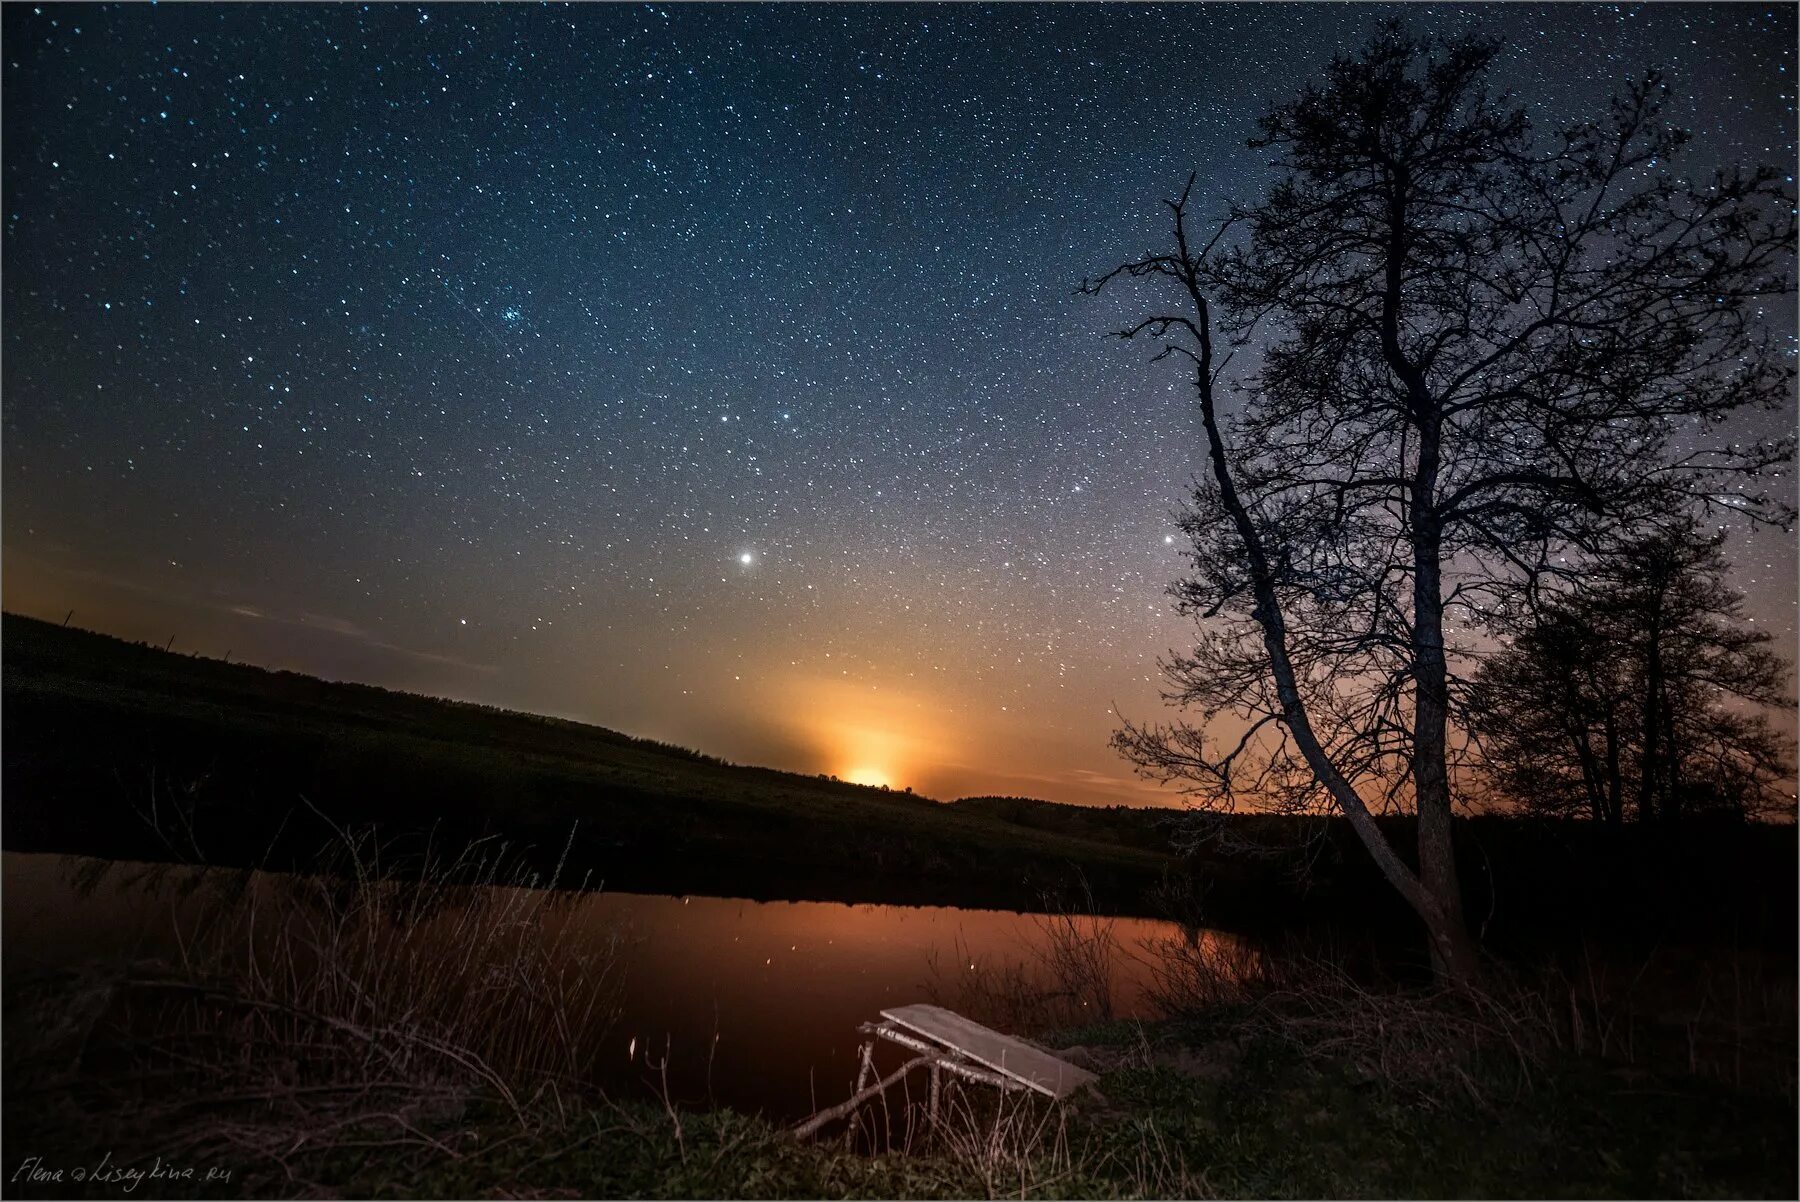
left=879, top=1004, right=1098, bottom=1099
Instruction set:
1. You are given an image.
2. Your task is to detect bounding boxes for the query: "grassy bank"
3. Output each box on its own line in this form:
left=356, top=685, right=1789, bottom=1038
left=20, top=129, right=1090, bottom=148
left=10, top=985, right=1793, bottom=1199
left=6, top=847, right=1793, bottom=1199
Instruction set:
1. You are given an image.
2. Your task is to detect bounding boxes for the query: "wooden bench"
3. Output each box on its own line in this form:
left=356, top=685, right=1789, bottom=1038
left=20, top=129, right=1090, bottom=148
left=878, top=1004, right=1097, bottom=1099
left=791, top=1003, right=1097, bottom=1140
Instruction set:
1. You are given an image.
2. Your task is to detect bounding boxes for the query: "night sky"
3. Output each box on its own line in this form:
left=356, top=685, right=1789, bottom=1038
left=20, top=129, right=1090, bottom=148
left=4, top=3, right=1794, bottom=806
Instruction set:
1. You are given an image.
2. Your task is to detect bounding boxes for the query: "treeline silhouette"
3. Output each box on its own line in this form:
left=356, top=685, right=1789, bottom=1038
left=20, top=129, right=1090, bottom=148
left=1470, top=520, right=1791, bottom=827
left=6, top=610, right=1786, bottom=954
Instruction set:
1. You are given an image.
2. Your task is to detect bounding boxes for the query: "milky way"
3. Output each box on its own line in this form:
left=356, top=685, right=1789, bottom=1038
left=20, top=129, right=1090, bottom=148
left=4, top=4, right=1793, bottom=804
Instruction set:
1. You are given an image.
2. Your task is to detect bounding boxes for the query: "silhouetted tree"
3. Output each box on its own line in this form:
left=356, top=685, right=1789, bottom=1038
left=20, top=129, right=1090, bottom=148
left=1085, top=26, right=1793, bottom=981
left=1470, top=522, right=1793, bottom=825
left=1465, top=594, right=1635, bottom=825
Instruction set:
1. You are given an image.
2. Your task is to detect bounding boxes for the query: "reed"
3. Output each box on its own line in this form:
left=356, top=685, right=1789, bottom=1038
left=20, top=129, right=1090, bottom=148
left=10, top=826, right=625, bottom=1180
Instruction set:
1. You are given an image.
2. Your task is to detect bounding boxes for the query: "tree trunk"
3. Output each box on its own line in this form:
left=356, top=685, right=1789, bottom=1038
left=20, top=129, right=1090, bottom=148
left=1602, top=702, right=1625, bottom=826
left=1178, top=247, right=1476, bottom=984
left=1565, top=664, right=1609, bottom=821
left=1382, top=170, right=1477, bottom=984
left=1661, top=698, right=1683, bottom=825
left=1131, top=182, right=1481, bottom=985
left=1570, top=724, right=1608, bottom=823
left=1637, top=612, right=1664, bottom=823
left=1409, top=456, right=1478, bottom=982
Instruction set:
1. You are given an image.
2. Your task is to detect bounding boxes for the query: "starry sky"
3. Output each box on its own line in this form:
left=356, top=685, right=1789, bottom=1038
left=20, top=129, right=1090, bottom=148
left=4, top=3, right=1794, bottom=806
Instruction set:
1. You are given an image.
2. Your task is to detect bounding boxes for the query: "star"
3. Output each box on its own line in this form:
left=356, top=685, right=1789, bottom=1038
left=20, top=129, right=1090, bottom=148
left=0, top=2, right=1786, bottom=810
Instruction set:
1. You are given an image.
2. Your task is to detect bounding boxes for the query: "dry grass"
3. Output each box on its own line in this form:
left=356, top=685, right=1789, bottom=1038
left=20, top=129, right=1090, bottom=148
left=1245, top=958, right=1560, bottom=1108
left=7, top=828, right=625, bottom=1182
left=926, top=1084, right=1071, bottom=1196
left=1032, top=879, right=1123, bottom=1023
left=920, top=1085, right=1207, bottom=1200
left=1130, top=921, right=1798, bottom=1111
left=803, top=1061, right=1209, bottom=1200
left=923, top=934, right=1055, bottom=1035
left=1544, top=940, right=1798, bottom=1098
left=1137, top=925, right=1266, bottom=1016
left=924, top=882, right=1126, bottom=1035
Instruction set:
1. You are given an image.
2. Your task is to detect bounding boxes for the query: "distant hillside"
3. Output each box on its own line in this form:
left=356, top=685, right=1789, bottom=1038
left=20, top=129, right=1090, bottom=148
left=948, top=795, right=1179, bottom=852
left=1, top=613, right=1173, bottom=913
left=7, top=614, right=1792, bottom=946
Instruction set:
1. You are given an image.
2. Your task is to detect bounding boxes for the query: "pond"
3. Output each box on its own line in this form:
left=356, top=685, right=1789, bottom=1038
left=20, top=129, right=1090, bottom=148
left=2, top=852, right=1233, bottom=1120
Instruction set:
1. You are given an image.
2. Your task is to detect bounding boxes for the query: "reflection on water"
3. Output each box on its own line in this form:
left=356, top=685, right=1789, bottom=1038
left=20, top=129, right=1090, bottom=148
left=2, top=852, right=1230, bottom=1119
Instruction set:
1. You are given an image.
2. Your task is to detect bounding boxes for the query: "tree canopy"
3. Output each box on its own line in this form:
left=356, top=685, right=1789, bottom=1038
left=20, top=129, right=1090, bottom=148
left=1089, top=24, right=1795, bottom=979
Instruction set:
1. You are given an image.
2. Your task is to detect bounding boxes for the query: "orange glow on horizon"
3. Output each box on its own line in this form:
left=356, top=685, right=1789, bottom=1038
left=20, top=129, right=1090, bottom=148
left=771, top=672, right=950, bottom=796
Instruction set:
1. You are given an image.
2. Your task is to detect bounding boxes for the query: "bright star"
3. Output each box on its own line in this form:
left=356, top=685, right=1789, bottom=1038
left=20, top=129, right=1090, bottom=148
left=738, top=552, right=754, bottom=566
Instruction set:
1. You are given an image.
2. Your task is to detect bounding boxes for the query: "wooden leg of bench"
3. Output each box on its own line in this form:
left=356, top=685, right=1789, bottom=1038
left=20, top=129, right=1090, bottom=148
left=842, top=1039, right=874, bottom=1148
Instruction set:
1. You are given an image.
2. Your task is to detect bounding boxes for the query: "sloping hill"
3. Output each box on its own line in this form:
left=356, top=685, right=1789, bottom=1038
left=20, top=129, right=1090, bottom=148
left=1, top=614, right=1172, bottom=912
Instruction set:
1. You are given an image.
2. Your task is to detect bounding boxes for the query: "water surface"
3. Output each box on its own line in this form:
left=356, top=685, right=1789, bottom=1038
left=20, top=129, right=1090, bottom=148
left=3, top=851, right=1210, bottom=1118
